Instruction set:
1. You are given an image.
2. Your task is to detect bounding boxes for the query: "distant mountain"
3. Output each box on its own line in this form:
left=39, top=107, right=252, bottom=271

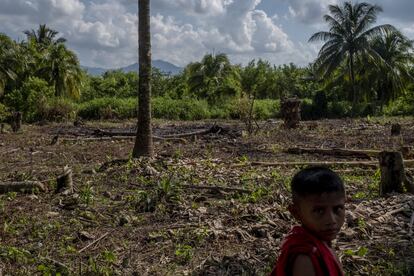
left=82, top=59, right=183, bottom=76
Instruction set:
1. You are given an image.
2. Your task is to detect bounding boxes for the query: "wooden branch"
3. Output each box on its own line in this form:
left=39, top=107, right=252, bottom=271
left=40, top=256, right=71, bottom=272
left=61, top=135, right=186, bottom=143
left=93, top=128, right=135, bottom=137
left=286, top=147, right=413, bottom=159
left=93, top=125, right=223, bottom=139
left=62, top=136, right=134, bottom=142
left=233, top=159, right=414, bottom=168
left=0, top=181, right=45, bottom=193
left=78, top=231, right=112, bottom=253
left=285, top=147, right=379, bottom=159
left=180, top=184, right=252, bottom=194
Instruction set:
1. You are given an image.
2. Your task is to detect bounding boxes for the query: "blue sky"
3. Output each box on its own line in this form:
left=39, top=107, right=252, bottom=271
left=1, top=0, right=413, bottom=69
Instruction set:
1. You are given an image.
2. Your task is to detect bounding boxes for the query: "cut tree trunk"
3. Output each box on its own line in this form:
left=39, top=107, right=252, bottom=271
left=378, top=151, right=414, bottom=195
left=0, top=181, right=45, bottom=193
left=280, top=98, right=301, bottom=129
left=10, top=111, right=22, bottom=132
left=56, top=166, right=73, bottom=193
left=391, top=123, right=401, bottom=136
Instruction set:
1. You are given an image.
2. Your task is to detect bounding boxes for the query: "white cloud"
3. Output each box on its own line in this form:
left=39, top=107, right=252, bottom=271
left=286, top=0, right=338, bottom=24
left=0, top=0, right=412, bottom=69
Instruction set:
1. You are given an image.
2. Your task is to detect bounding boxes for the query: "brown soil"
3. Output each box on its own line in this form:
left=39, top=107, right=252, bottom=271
left=0, top=118, right=413, bottom=275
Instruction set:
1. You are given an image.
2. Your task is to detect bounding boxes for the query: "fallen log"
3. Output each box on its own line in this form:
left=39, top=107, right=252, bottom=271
left=286, top=146, right=413, bottom=159
left=61, top=135, right=186, bottom=143
left=93, top=125, right=223, bottom=138
left=0, top=181, right=45, bottom=193
left=285, top=147, right=378, bottom=159
left=233, top=160, right=414, bottom=168
left=180, top=184, right=252, bottom=194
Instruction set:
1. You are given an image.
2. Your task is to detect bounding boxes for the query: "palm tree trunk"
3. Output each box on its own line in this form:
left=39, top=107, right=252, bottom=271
left=133, top=0, right=153, bottom=157
left=349, top=52, right=357, bottom=117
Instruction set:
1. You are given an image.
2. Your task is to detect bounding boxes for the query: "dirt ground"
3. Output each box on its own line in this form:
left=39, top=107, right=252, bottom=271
left=0, top=118, right=413, bottom=275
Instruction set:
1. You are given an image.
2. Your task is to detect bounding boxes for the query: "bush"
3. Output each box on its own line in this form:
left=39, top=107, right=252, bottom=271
left=254, top=99, right=279, bottom=119
left=152, top=97, right=210, bottom=120
left=77, top=97, right=136, bottom=119
left=383, top=97, right=414, bottom=116
left=218, top=98, right=279, bottom=120
left=4, top=77, right=54, bottom=121
left=0, top=103, right=10, bottom=122
left=328, top=101, right=352, bottom=118
left=40, top=98, right=76, bottom=121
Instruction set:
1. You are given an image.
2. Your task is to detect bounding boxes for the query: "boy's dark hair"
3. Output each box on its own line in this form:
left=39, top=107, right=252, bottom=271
left=291, top=166, right=344, bottom=201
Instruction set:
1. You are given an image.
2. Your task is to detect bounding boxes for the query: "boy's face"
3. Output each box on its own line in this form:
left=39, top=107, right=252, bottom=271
left=290, top=191, right=345, bottom=242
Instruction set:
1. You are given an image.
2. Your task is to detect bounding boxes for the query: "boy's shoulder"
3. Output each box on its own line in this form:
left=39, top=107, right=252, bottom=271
left=280, top=226, right=321, bottom=255
left=271, top=226, right=343, bottom=276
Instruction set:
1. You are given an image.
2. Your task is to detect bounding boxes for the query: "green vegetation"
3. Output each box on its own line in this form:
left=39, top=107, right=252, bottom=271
left=0, top=2, right=414, bottom=123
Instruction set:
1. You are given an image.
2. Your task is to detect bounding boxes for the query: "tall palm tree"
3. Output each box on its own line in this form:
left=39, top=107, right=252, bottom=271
left=133, top=0, right=154, bottom=157
left=309, top=1, right=396, bottom=114
left=369, top=30, right=414, bottom=108
left=45, top=44, right=82, bottom=99
left=23, top=24, right=66, bottom=49
left=186, top=53, right=238, bottom=103
left=0, top=34, right=17, bottom=96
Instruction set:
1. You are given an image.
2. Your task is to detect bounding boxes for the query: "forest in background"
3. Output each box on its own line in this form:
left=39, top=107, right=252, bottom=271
left=1, top=2, right=414, bottom=124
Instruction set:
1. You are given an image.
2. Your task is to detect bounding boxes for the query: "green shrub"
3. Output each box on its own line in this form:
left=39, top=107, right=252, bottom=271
left=37, top=97, right=76, bottom=121
left=4, top=77, right=54, bottom=121
left=217, top=98, right=279, bottom=120
left=328, top=101, right=352, bottom=118
left=77, top=97, right=136, bottom=119
left=384, top=97, right=414, bottom=116
left=253, top=99, right=279, bottom=119
left=0, top=103, right=10, bottom=122
left=152, top=97, right=210, bottom=120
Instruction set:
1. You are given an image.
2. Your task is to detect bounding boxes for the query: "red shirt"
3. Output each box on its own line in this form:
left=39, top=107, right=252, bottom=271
left=271, top=226, right=343, bottom=276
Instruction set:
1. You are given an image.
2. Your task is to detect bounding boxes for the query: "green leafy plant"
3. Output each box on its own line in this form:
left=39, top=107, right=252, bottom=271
left=79, top=183, right=94, bottom=205
left=174, top=244, right=193, bottom=264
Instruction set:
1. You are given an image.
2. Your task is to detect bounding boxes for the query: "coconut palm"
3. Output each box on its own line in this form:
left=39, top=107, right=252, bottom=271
left=369, top=30, right=414, bottom=108
left=309, top=1, right=396, bottom=114
left=186, top=53, right=238, bottom=103
left=133, top=0, right=154, bottom=157
left=44, top=44, right=82, bottom=99
left=0, top=34, right=17, bottom=96
left=23, top=24, right=66, bottom=49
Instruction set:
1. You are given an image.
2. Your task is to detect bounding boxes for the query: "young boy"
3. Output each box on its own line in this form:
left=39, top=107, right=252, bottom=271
left=271, top=166, right=345, bottom=276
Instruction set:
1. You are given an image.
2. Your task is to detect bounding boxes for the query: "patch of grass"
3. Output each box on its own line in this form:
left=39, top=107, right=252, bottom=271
left=79, top=182, right=95, bottom=205
left=174, top=244, right=193, bottom=264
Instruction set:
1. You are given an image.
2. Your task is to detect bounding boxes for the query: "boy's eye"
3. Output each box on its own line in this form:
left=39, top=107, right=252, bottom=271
left=334, top=206, right=344, bottom=213
left=313, top=208, right=324, bottom=215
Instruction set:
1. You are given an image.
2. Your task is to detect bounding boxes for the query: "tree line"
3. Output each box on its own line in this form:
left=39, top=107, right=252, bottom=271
left=0, top=1, right=413, bottom=123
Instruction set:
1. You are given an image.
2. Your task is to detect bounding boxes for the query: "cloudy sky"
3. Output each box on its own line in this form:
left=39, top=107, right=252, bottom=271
left=1, top=0, right=413, bottom=69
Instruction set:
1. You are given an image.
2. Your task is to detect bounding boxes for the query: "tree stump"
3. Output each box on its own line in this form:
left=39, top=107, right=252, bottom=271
left=56, top=166, right=73, bottom=193
left=281, top=98, right=301, bottom=128
left=10, top=112, right=22, bottom=132
left=391, top=123, right=401, bottom=136
left=379, top=151, right=412, bottom=195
